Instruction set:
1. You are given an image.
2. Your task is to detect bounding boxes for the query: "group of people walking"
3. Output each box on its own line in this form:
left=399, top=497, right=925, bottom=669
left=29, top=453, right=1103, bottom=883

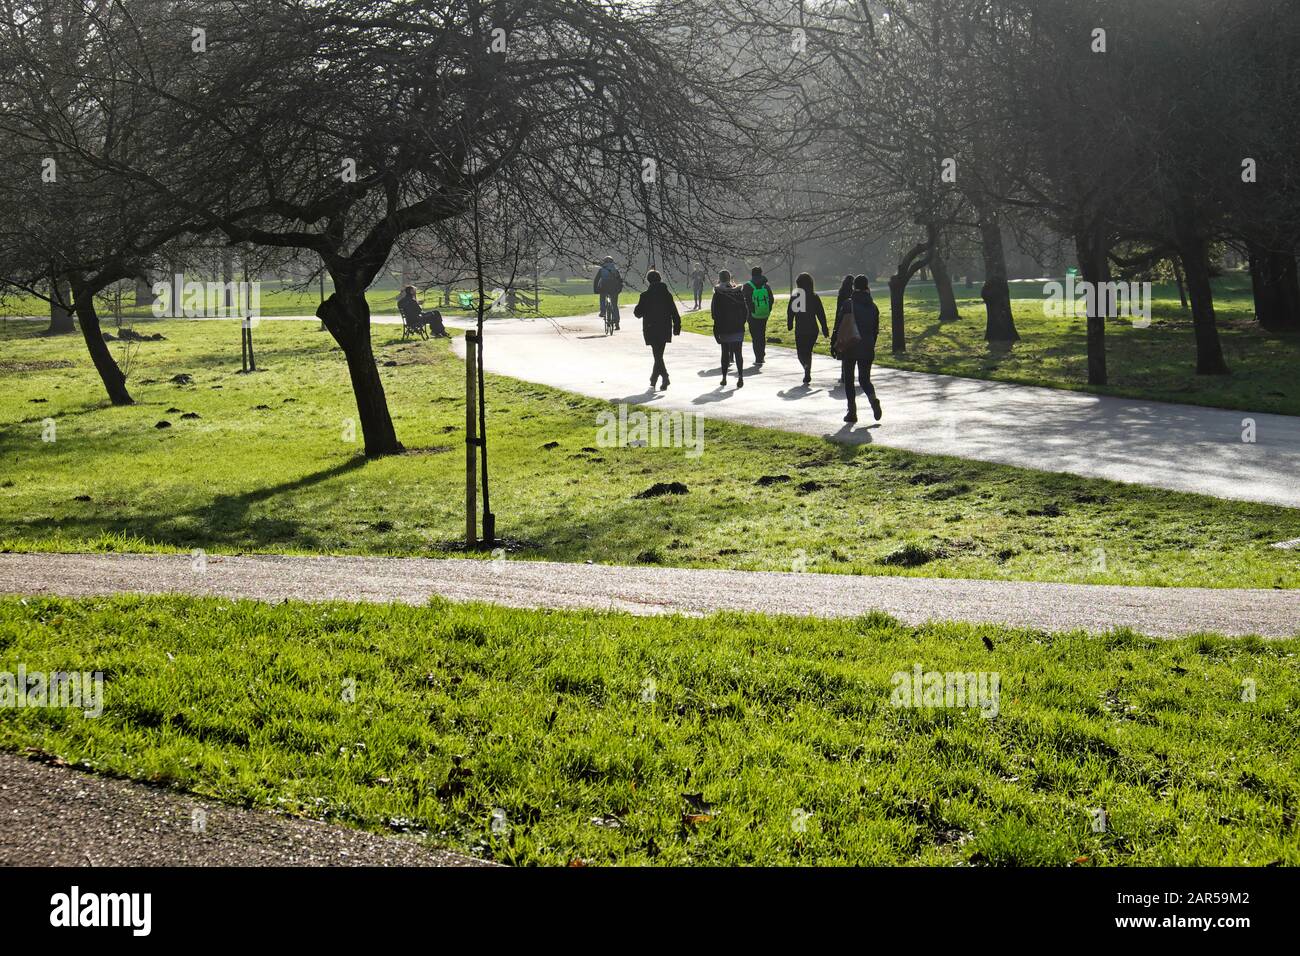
left=627, top=264, right=883, bottom=424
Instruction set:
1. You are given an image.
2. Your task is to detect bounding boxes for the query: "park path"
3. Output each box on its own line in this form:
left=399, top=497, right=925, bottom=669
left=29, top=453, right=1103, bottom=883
left=1, top=551, right=1296, bottom=637
left=0, top=751, right=492, bottom=867
left=12, top=307, right=1299, bottom=506
left=442, top=312, right=1300, bottom=509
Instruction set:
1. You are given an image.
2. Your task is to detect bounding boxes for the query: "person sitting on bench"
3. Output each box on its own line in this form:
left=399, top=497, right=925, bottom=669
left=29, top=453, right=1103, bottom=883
left=398, top=285, right=448, bottom=337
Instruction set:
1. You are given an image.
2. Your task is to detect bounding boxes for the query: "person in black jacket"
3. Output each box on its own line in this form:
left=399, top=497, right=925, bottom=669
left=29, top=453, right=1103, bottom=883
left=832, top=274, right=855, bottom=383
left=689, top=263, right=707, bottom=311
left=710, top=270, right=748, bottom=388
left=634, top=270, right=682, bottom=390
left=397, top=285, right=447, bottom=336
left=786, top=272, right=829, bottom=385
left=831, top=274, right=883, bottom=423
left=831, top=275, right=853, bottom=356
left=593, top=257, right=624, bottom=330
left=742, top=266, right=774, bottom=367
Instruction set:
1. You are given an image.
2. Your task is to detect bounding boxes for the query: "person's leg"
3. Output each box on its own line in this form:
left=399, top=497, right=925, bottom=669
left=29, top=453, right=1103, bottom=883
left=652, top=342, right=668, bottom=387
left=859, top=347, right=881, bottom=418
left=842, top=356, right=858, bottom=420
left=734, top=343, right=745, bottom=386
left=748, top=318, right=766, bottom=365
left=796, top=334, right=813, bottom=381
left=611, top=294, right=620, bottom=329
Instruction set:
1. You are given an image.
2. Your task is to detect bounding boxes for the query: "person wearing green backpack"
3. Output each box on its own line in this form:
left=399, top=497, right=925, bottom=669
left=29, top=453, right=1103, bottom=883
left=742, top=266, right=774, bottom=367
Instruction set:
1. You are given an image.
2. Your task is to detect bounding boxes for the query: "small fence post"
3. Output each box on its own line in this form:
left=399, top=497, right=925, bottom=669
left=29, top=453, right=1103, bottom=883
left=465, top=331, right=478, bottom=547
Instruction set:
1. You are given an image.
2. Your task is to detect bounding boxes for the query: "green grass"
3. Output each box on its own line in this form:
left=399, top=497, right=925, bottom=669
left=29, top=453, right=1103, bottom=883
left=0, top=277, right=602, bottom=321
left=2, top=595, right=1296, bottom=865
left=2, top=318, right=1298, bottom=588
left=681, top=274, right=1300, bottom=417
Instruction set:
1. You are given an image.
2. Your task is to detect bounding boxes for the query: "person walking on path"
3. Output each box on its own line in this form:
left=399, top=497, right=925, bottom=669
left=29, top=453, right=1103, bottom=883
left=742, top=266, right=774, bottom=367
left=594, top=257, right=625, bottom=331
left=832, top=274, right=855, bottom=383
left=710, top=270, right=748, bottom=389
left=834, top=275, right=854, bottom=329
left=787, top=272, right=829, bottom=385
left=634, top=270, right=682, bottom=390
left=831, top=274, right=883, bottom=423
left=689, top=263, right=707, bottom=311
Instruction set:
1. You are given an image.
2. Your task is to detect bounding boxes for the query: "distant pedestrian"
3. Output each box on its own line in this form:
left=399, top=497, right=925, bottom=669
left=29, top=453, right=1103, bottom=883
left=831, top=274, right=883, bottom=424
left=742, top=266, right=774, bottom=367
left=634, top=270, right=682, bottom=390
left=710, top=270, right=748, bottom=389
left=787, top=272, right=829, bottom=385
left=594, top=257, right=624, bottom=331
left=689, top=263, right=707, bottom=311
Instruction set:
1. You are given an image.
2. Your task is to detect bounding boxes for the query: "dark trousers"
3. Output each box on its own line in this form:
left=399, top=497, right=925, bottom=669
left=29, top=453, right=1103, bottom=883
left=600, top=293, right=620, bottom=327
left=721, top=342, right=744, bottom=376
left=748, top=317, right=768, bottom=364
left=650, top=341, right=668, bottom=384
left=842, top=345, right=877, bottom=416
left=421, top=310, right=446, bottom=336
left=795, top=332, right=818, bottom=374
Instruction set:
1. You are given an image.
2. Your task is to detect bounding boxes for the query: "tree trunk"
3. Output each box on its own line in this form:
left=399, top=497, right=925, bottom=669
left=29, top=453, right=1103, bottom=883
left=1247, top=240, right=1300, bottom=332
left=47, top=276, right=75, bottom=334
left=72, top=283, right=133, bottom=405
left=927, top=222, right=960, bottom=322
left=1074, top=224, right=1108, bottom=386
left=889, top=274, right=907, bottom=354
left=976, top=208, right=1019, bottom=343
left=134, top=273, right=158, bottom=308
left=222, top=251, right=235, bottom=315
left=317, top=285, right=403, bottom=457
left=889, top=243, right=930, bottom=354
left=1280, top=250, right=1300, bottom=329
left=1172, top=258, right=1188, bottom=311
left=1176, top=227, right=1230, bottom=375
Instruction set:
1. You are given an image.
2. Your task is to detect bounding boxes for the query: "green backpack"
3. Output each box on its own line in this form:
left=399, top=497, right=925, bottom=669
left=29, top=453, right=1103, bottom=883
left=750, top=282, right=773, bottom=319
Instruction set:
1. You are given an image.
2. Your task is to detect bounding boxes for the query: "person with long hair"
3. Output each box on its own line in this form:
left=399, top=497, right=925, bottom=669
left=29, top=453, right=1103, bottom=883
left=831, top=274, right=883, bottom=423
left=787, top=272, right=829, bottom=385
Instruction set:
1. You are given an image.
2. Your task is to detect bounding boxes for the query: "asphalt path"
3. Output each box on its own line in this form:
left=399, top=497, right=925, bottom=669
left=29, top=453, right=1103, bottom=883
left=3, top=551, right=1296, bottom=637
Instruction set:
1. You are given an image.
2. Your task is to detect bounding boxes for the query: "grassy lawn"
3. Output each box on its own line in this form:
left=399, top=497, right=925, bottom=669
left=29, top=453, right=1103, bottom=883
left=1, top=595, right=1296, bottom=866
left=681, top=275, right=1300, bottom=417
left=2, top=318, right=1298, bottom=589
left=1, top=277, right=602, bottom=321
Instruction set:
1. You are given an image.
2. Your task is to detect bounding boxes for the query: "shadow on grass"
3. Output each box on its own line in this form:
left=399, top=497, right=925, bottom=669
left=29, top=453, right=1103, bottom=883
left=11, top=457, right=369, bottom=552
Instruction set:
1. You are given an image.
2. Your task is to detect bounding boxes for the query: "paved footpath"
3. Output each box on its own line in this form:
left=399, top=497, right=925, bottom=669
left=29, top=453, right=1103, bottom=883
left=2, top=551, right=1296, bottom=637
left=23, top=308, right=1294, bottom=506
left=0, top=751, right=491, bottom=867
left=447, top=312, right=1300, bottom=508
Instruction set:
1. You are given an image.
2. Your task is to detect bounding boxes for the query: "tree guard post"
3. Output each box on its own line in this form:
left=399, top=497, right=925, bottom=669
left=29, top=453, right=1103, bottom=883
left=465, top=330, right=478, bottom=547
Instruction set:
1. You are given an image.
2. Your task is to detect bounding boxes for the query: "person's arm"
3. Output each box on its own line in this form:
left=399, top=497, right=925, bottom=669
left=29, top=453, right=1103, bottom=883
left=816, top=296, right=829, bottom=337
left=787, top=296, right=795, bottom=332
left=633, top=292, right=646, bottom=318
left=593, top=270, right=602, bottom=294
left=669, top=289, right=681, bottom=336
